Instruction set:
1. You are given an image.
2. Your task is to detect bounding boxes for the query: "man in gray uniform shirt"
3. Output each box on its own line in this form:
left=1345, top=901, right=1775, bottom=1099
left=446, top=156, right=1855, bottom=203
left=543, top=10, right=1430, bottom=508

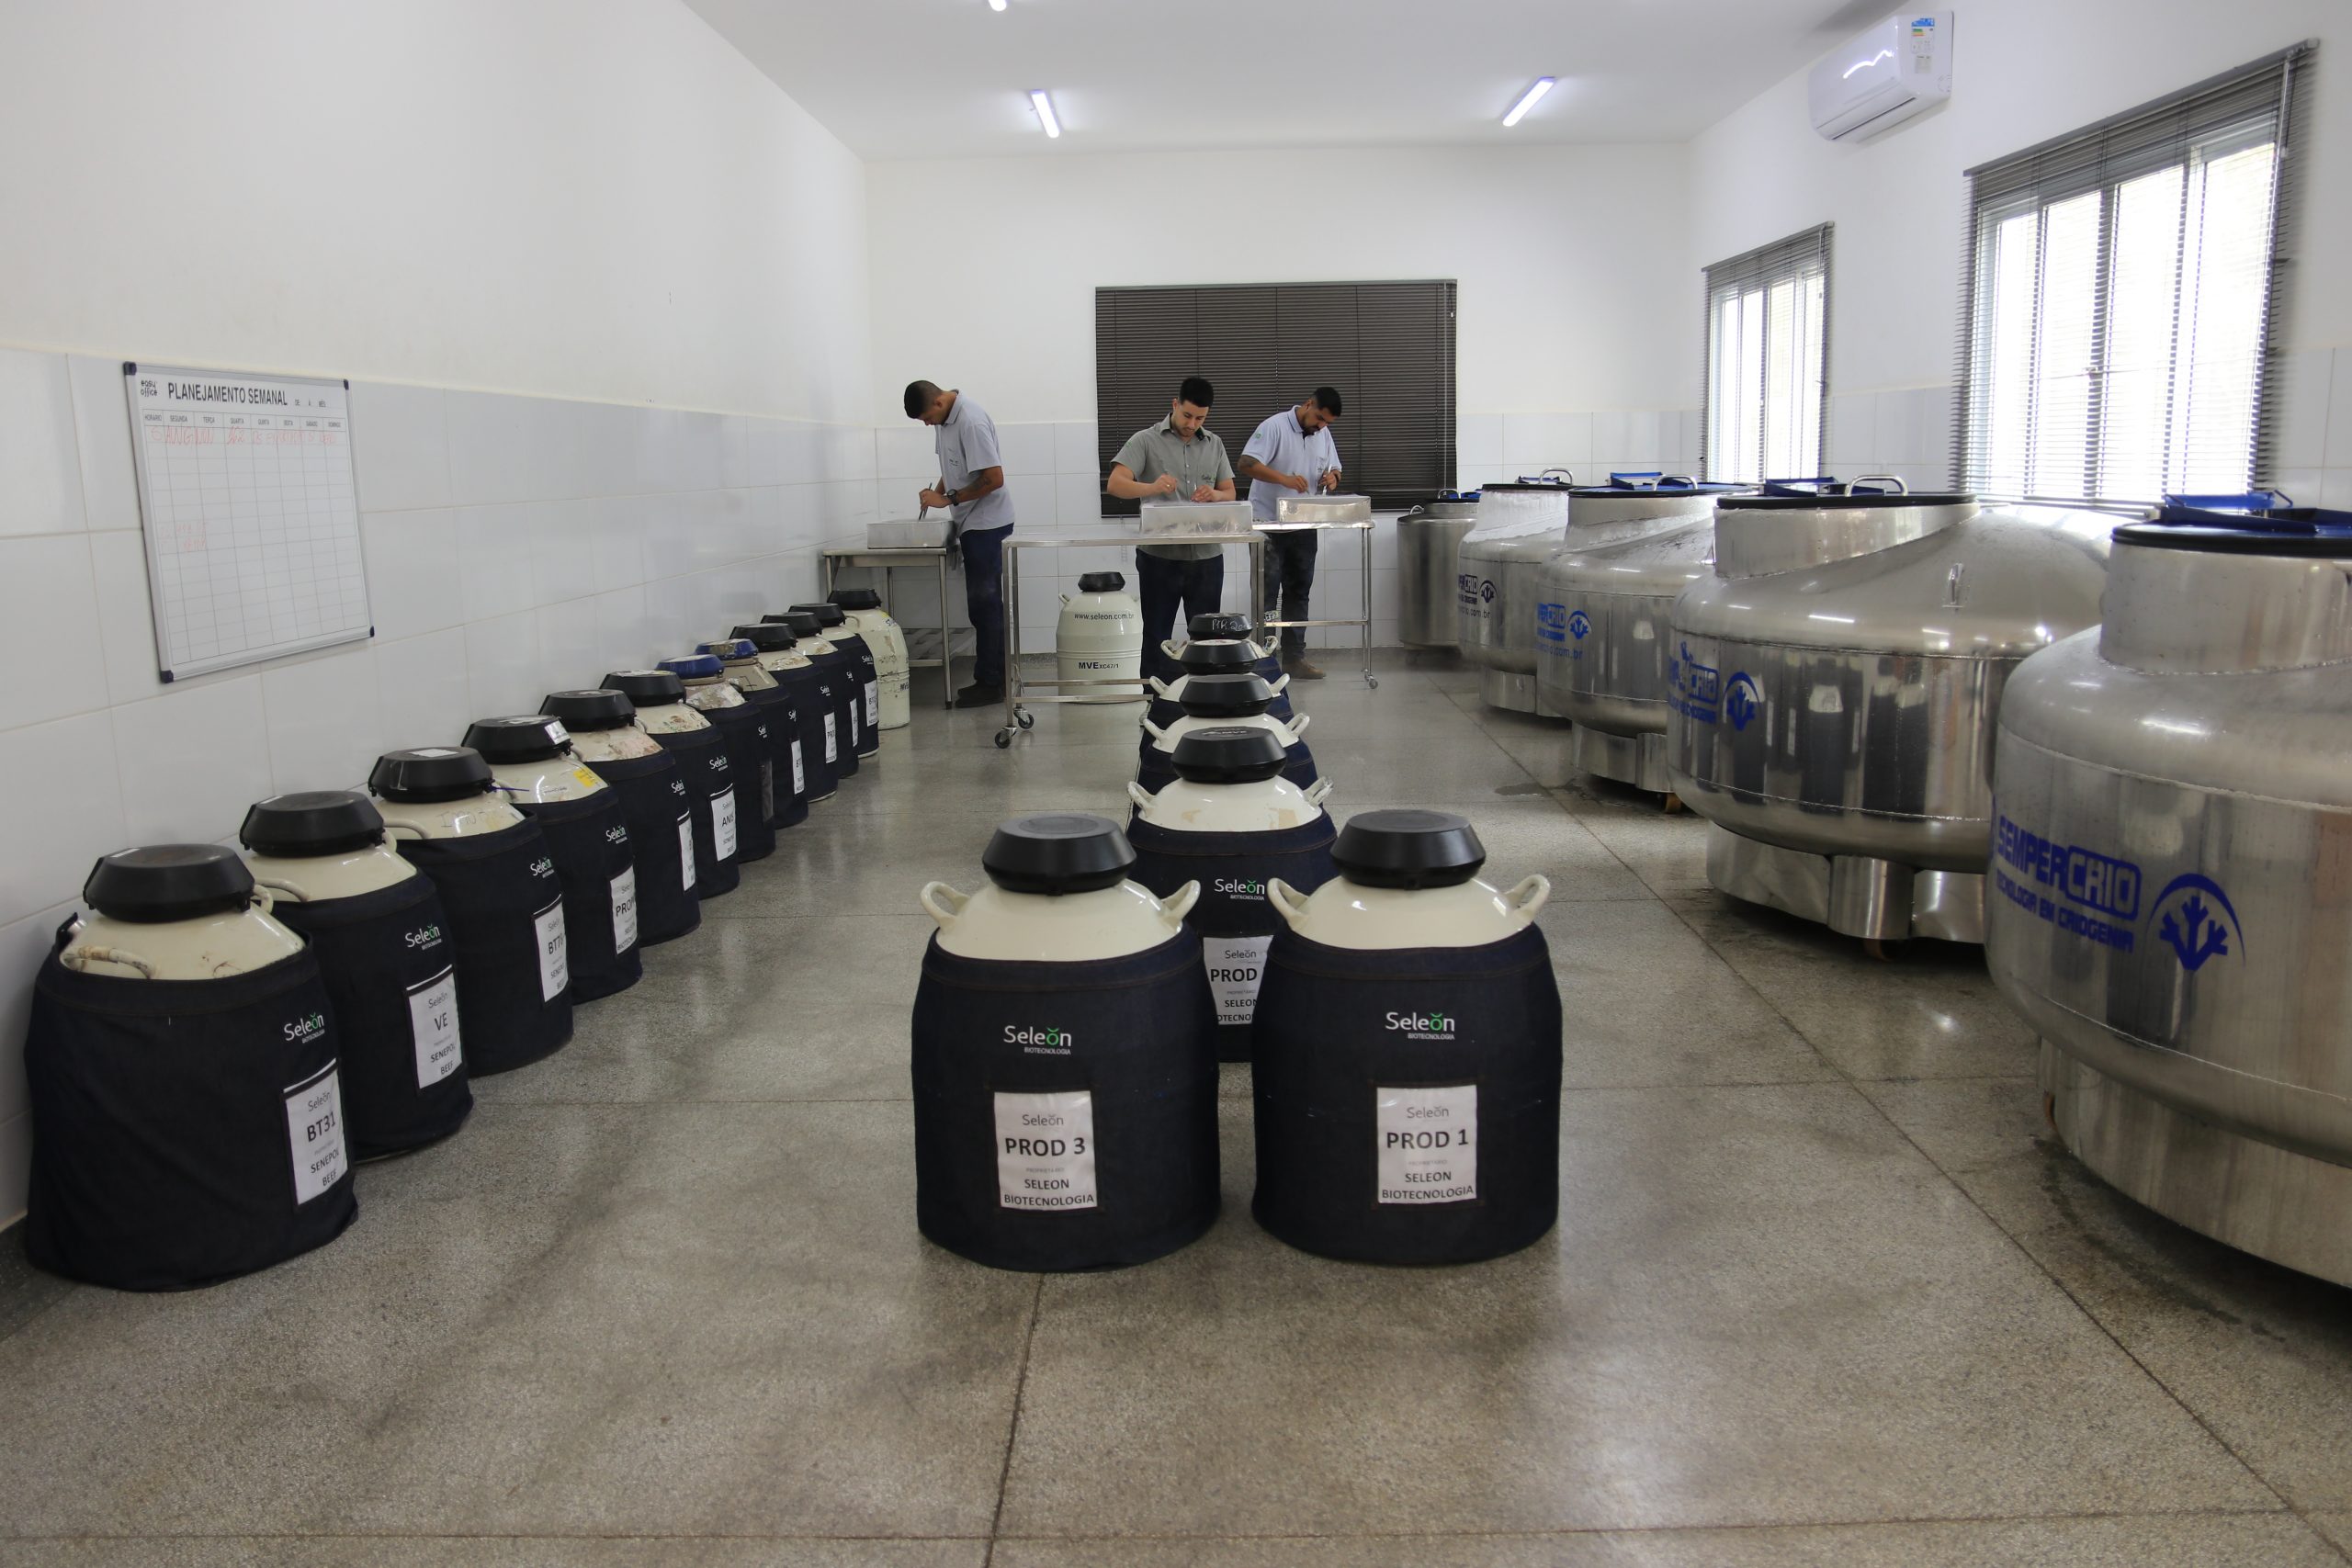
left=1104, top=375, right=1236, bottom=682
left=1238, top=386, right=1344, bottom=680
left=907, top=380, right=1012, bottom=708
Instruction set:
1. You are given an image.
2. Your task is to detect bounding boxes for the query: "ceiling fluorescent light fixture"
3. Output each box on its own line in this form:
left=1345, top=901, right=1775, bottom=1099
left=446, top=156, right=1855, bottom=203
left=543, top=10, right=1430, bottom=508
left=1501, top=77, right=1555, bottom=128
left=988, top=0, right=1006, bottom=10
left=1029, top=89, right=1061, bottom=138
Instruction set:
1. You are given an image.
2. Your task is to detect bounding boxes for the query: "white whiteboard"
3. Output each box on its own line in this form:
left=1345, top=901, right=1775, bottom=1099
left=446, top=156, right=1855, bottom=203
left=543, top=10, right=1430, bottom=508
left=124, top=363, right=372, bottom=682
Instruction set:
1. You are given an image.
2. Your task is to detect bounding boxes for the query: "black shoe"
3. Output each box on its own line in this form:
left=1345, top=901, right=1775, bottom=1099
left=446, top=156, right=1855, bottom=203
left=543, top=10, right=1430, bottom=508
left=1283, top=657, right=1328, bottom=681
left=954, top=684, right=1004, bottom=709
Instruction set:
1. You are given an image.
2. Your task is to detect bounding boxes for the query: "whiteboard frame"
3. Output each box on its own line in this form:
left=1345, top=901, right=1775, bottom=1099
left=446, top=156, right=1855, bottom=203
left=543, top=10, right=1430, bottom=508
left=123, top=362, right=375, bottom=682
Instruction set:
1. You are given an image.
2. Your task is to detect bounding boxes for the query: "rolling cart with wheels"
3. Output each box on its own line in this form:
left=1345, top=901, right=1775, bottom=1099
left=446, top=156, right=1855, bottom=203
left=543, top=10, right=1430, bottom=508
left=1263, top=493, right=1378, bottom=688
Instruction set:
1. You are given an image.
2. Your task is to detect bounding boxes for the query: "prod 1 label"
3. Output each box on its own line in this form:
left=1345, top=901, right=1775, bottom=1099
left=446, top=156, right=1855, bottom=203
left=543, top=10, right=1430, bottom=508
left=994, top=1089, right=1097, bottom=1211
left=1204, top=934, right=1272, bottom=1026
left=1375, top=1084, right=1477, bottom=1205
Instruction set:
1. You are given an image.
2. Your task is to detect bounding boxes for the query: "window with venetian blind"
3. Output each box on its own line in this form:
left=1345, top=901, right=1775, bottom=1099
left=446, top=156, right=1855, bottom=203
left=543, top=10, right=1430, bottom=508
left=1702, top=225, right=1832, bottom=484
left=1954, top=44, right=2313, bottom=502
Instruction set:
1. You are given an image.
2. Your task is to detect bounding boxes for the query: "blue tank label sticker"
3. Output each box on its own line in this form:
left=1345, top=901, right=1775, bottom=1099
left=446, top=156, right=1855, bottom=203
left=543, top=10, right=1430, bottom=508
left=1479, top=579, right=1497, bottom=604
left=1534, top=602, right=1567, bottom=646
left=2151, top=874, right=2242, bottom=971
left=1567, top=609, right=1591, bottom=640
left=1668, top=641, right=1720, bottom=722
left=1724, top=672, right=1761, bottom=731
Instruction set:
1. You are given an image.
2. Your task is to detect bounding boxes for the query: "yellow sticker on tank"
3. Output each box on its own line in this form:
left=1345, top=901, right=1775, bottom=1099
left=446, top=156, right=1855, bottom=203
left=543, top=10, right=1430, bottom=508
left=572, top=767, right=603, bottom=792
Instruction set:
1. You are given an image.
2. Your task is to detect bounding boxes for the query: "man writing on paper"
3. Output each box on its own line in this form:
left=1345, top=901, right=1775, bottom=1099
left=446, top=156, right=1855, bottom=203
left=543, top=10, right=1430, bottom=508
left=1236, top=386, right=1344, bottom=681
left=907, top=380, right=1013, bottom=708
left=1104, top=376, right=1236, bottom=682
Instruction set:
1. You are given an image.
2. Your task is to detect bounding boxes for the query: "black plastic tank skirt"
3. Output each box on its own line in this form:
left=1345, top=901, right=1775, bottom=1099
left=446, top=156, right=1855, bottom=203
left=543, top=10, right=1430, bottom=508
left=1250, top=817, right=1563, bottom=1265
left=237, top=793, right=475, bottom=1157
left=601, top=671, right=741, bottom=900
left=461, top=719, right=644, bottom=1004
left=768, top=614, right=860, bottom=781
left=910, top=818, right=1220, bottom=1271
left=388, top=819, right=575, bottom=1076
left=26, top=938, right=357, bottom=1291
left=703, top=700, right=779, bottom=864
left=724, top=625, right=815, bottom=827
left=792, top=604, right=881, bottom=756
left=772, top=661, right=838, bottom=805
left=1125, top=731, right=1338, bottom=1064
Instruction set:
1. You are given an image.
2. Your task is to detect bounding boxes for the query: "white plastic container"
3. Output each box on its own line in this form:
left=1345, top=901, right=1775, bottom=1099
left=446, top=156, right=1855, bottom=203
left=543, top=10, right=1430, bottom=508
left=831, top=588, right=914, bottom=730
left=1057, top=570, right=1146, bottom=703
left=1269, top=810, right=1550, bottom=950
left=60, top=845, right=305, bottom=980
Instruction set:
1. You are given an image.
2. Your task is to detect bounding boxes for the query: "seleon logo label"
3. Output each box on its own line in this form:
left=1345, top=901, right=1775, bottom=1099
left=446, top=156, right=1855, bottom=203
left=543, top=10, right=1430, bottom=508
left=283, top=1010, right=327, bottom=1043
left=1214, top=876, right=1266, bottom=898
left=1385, top=1010, right=1456, bottom=1042
left=1004, top=1023, right=1074, bottom=1055
left=402, top=923, right=444, bottom=950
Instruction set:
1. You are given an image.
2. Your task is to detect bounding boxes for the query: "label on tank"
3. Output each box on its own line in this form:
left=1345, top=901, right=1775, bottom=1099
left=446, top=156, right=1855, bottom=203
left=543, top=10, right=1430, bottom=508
left=677, top=815, right=696, bottom=891
left=571, top=766, right=602, bottom=794
left=1204, top=934, right=1272, bottom=1026
left=533, top=897, right=570, bottom=1001
left=406, top=965, right=461, bottom=1089
left=822, top=712, right=837, bottom=763
left=847, top=699, right=861, bottom=750
left=1375, top=1084, right=1477, bottom=1205
left=760, top=761, right=775, bottom=824
left=865, top=682, right=879, bottom=729
left=610, top=866, right=639, bottom=953
left=790, top=739, right=806, bottom=795
left=711, top=788, right=738, bottom=862
left=993, top=1089, right=1097, bottom=1211
left=283, top=1061, right=348, bottom=1204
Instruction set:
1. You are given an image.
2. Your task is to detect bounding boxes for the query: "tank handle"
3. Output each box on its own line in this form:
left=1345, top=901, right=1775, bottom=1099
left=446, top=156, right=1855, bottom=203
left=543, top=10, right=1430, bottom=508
left=60, top=944, right=159, bottom=979
left=1142, top=717, right=1169, bottom=743
left=1161, top=880, right=1201, bottom=924
left=1126, top=781, right=1155, bottom=812
left=1148, top=675, right=1174, bottom=698
left=919, top=881, right=969, bottom=930
left=1303, top=778, right=1333, bottom=807
left=1507, top=874, right=1551, bottom=920
left=251, top=877, right=309, bottom=906
left=1284, top=712, right=1312, bottom=739
left=1266, top=878, right=1310, bottom=931
left=1850, top=473, right=1909, bottom=494
left=1160, top=638, right=1184, bottom=660
left=385, top=822, right=429, bottom=841
left=1268, top=673, right=1291, bottom=697
left=1060, top=593, right=1069, bottom=605
left=247, top=886, right=277, bottom=917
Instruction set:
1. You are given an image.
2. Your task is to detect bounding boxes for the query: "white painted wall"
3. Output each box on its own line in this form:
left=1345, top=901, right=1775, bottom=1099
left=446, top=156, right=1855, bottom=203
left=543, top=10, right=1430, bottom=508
left=0, top=0, right=877, bottom=1225
left=867, top=143, right=1695, bottom=428
left=1688, top=0, right=2352, bottom=502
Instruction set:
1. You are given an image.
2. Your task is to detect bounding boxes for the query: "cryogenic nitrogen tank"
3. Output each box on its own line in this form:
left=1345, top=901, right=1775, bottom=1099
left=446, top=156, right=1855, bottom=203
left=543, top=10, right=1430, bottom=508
left=1398, top=494, right=1480, bottom=649
left=1667, top=492, right=2113, bottom=944
left=1057, top=571, right=1145, bottom=702
left=1987, top=508, right=2352, bottom=1285
left=830, top=588, right=913, bottom=732
left=1532, top=481, right=1746, bottom=794
left=911, top=814, right=1219, bottom=1271
left=1456, top=480, right=1573, bottom=714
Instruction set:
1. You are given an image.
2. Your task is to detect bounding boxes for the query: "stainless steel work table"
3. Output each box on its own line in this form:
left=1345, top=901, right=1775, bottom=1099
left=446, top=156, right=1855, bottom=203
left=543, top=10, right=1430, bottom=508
left=819, top=543, right=959, bottom=709
left=996, top=530, right=1268, bottom=749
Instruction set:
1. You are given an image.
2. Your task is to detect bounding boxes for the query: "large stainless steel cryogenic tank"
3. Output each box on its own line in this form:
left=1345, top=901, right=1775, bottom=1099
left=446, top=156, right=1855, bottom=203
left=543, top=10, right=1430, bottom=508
left=1987, top=509, right=2352, bottom=1284
left=1532, top=482, right=1743, bottom=792
left=1398, top=494, right=1480, bottom=649
left=1666, top=492, right=2113, bottom=943
left=1456, top=481, right=1573, bottom=714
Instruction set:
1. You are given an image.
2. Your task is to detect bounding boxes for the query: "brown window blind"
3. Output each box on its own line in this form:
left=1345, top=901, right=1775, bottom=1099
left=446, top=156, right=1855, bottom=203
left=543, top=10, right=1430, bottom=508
left=1093, top=280, right=1458, bottom=513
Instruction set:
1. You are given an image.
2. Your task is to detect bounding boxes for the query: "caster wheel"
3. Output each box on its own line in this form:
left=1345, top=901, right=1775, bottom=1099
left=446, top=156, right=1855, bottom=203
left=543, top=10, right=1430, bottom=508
left=994, top=729, right=1012, bottom=749
left=1017, top=709, right=1035, bottom=730
left=1366, top=674, right=1381, bottom=689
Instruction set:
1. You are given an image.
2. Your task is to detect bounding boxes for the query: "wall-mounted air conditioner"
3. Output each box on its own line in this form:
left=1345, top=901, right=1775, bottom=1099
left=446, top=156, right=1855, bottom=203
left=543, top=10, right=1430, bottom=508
left=1809, top=12, right=1953, bottom=141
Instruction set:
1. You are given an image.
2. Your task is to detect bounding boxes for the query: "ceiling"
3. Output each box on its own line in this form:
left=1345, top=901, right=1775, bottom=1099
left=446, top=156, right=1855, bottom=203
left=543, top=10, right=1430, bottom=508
left=686, top=0, right=1893, bottom=162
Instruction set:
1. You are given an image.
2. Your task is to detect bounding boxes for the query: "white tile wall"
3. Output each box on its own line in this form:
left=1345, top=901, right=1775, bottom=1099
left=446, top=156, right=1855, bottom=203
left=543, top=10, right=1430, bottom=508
left=0, top=344, right=886, bottom=1225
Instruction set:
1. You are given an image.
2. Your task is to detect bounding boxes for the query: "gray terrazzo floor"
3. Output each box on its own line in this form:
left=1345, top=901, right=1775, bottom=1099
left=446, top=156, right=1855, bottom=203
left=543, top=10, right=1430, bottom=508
left=4, top=650, right=2351, bottom=1566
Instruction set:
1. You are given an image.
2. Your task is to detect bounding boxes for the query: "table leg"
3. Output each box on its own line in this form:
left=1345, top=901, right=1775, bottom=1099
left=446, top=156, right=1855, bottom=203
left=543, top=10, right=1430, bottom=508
left=939, top=549, right=955, bottom=708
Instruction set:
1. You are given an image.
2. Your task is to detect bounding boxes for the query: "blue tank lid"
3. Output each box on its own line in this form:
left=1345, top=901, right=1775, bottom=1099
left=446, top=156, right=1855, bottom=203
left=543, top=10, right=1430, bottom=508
left=658, top=654, right=724, bottom=680
left=697, top=639, right=757, bottom=660
left=2117, top=514, right=2352, bottom=557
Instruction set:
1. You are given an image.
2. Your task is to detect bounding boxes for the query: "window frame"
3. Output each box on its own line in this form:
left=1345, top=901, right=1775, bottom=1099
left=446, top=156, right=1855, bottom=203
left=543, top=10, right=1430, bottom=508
left=1700, top=224, right=1833, bottom=485
left=1952, top=44, right=2313, bottom=502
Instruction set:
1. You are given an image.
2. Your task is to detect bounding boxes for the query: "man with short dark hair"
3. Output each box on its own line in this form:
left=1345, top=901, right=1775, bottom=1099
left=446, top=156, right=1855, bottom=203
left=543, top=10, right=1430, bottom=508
left=1105, top=375, right=1236, bottom=681
left=906, top=379, right=1013, bottom=708
left=1237, top=386, right=1344, bottom=680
